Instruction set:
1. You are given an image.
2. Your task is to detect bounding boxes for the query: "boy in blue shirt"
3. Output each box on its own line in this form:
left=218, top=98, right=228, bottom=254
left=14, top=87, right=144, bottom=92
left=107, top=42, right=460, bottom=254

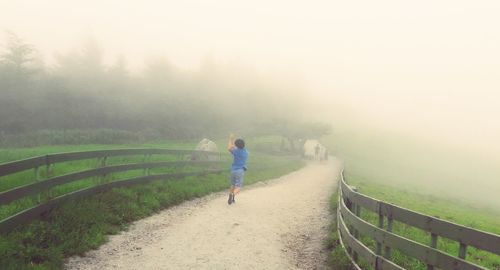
left=227, top=133, right=248, bottom=205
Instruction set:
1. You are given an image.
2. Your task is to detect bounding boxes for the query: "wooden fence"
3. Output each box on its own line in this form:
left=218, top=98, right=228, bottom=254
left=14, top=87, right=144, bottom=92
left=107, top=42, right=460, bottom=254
left=338, top=169, right=500, bottom=270
left=0, top=148, right=223, bottom=234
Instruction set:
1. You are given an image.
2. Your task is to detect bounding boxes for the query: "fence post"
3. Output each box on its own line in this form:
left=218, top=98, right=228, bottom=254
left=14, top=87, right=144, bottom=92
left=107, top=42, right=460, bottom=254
left=101, top=156, right=108, bottom=182
left=45, top=158, right=54, bottom=199
left=377, top=203, right=384, bottom=255
left=34, top=166, right=41, bottom=203
left=459, top=242, right=467, bottom=259
left=427, top=233, right=438, bottom=270
left=384, top=217, right=393, bottom=258
left=143, top=154, right=151, bottom=176
left=34, top=166, right=40, bottom=181
left=355, top=204, right=361, bottom=216
left=375, top=256, right=382, bottom=270
left=348, top=201, right=355, bottom=234
left=34, top=161, right=53, bottom=202
left=344, top=194, right=354, bottom=232
left=147, top=154, right=152, bottom=175
left=45, top=162, right=52, bottom=178
left=350, top=186, right=359, bottom=261
left=354, top=203, right=361, bottom=239
left=94, top=156, right=101, bottom=184
left=340, top=188, right=353, bottom=256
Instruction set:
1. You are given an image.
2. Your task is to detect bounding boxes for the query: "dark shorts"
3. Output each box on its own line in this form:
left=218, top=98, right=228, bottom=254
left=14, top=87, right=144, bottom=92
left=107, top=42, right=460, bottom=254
left=230, top=169, right=245, bottom=187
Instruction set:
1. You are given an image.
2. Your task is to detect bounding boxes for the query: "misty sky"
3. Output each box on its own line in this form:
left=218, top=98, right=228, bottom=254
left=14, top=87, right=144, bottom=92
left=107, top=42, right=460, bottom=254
left=1, top=0, right=500, bottom=154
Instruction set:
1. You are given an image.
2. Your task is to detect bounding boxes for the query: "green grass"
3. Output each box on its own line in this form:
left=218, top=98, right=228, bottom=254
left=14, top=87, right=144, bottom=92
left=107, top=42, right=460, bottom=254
left=322, top=130, right=500, bottom=270
left=0, top=142, right=196, bottom=163
left=347, top=173, right=500, bottom=235
left=327, top=176, right=500, bottom=270
left=346, top=175, right=500, bottom=270
left=0, top=139, right=304, bottom=269
left=0, top=142, right=195, bottom=192
left=0, top=143, right=201, bottom=221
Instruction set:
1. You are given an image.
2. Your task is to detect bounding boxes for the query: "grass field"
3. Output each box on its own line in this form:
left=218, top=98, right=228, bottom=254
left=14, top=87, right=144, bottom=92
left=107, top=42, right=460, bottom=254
left=323, top=129, right=500, bottom=270
left=0, top=138, right=304, bottom=269
left=346, top=174, right=500, bottom=270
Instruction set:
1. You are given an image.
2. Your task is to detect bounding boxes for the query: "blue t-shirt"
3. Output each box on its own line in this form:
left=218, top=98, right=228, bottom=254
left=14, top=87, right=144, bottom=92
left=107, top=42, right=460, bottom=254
left=231, top=147, right=248, bottom=171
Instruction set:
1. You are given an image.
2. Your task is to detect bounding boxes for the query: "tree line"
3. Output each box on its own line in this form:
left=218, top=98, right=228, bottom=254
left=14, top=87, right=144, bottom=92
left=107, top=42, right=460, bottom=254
left=0, top=33, right=329, bottom=147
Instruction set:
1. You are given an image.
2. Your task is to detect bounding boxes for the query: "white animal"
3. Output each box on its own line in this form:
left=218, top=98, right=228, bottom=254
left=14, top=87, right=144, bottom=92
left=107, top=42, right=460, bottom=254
left=194, top=138, right=220, bottom=161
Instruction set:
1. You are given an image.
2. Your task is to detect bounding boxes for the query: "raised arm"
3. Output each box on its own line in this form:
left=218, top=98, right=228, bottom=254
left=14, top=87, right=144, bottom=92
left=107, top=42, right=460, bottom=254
left=227, top=133, right=235, bottom=152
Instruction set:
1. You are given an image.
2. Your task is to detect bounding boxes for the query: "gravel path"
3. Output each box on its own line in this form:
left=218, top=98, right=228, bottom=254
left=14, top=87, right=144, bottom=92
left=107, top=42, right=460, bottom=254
left=65, top=159, right=341, bottom=270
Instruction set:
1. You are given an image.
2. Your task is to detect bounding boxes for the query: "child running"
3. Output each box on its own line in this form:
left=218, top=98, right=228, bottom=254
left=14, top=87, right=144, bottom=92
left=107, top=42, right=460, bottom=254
left=227, top=133, right=248, bottom=205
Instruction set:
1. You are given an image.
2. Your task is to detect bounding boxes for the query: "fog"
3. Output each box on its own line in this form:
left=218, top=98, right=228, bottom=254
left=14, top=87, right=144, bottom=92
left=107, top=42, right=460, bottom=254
left=1, top=1, right=499, bottom=207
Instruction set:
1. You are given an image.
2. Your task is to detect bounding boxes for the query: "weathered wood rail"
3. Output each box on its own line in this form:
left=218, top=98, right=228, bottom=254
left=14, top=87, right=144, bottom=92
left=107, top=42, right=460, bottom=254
left=338, top=170, right=500, bottom=270
left=0, top=148, right=223, bottom=234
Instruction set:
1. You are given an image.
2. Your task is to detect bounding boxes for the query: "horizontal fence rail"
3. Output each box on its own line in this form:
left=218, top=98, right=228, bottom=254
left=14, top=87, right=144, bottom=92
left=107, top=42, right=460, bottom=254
left=0, top=148, right=220, bottom=178
left=337, top=169, right=500, bottom=270
left=0, top=148, right=223, bottom=234
left=0, top=161, right=219, bottom=205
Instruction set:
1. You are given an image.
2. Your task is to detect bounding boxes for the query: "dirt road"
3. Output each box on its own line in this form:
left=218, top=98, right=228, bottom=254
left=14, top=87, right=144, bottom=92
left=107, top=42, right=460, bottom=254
left=66, top=159, right=341, bottom=270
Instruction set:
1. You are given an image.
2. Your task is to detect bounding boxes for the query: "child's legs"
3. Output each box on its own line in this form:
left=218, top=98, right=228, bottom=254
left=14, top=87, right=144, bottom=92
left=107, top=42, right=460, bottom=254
left=229, top=169, right=244, bottom=194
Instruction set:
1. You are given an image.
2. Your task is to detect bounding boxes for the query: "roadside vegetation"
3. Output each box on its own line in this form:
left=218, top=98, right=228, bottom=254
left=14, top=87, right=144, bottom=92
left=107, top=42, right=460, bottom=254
left=344, top=172, right=500, bottom=270
left=0, top=139, right=304, bottom=270
left=324, top=129, right=500, bottom=269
